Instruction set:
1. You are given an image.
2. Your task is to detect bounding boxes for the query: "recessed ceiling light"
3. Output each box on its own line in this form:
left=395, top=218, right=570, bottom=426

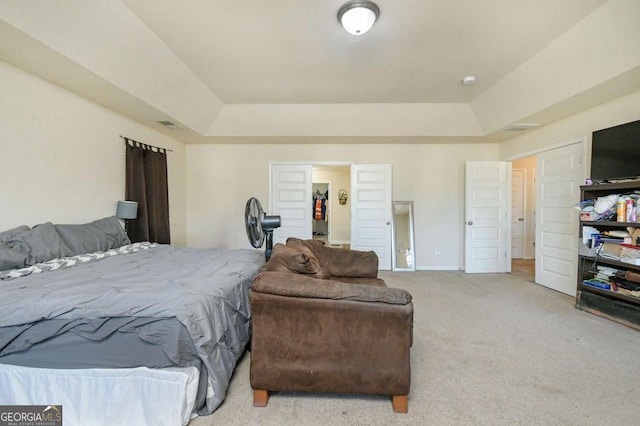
left=461, top=76, right=476, bottom=86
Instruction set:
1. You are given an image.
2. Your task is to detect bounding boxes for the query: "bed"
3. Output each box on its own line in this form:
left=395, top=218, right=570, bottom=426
left=0, top=218, right=264, bottom=425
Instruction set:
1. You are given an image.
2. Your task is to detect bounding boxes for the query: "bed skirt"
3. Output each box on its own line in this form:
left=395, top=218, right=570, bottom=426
left=0, top=364, right=200, bottom=426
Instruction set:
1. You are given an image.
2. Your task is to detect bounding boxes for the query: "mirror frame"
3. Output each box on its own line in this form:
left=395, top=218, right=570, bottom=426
left=392, top=201, right=416, bottom=271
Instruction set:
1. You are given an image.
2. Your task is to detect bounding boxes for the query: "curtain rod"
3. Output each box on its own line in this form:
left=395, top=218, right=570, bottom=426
left=120, top=135, right=173, bottom=152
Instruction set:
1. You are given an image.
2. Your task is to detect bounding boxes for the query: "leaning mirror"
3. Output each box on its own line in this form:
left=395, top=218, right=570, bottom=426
left=392, top=201, right=415, bottom=271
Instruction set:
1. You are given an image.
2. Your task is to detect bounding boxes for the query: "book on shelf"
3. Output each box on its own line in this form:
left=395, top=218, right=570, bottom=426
left=582, top=280, right=611, bottom=290
left=610, top=276, right=640, bottom=291
left=598, top=241, right=623, bottom=260
left=596, top=265, right=620, bottom=275
left=618, top=244, right=640, bottom=265
left=603, top=230, right=632, bottom=238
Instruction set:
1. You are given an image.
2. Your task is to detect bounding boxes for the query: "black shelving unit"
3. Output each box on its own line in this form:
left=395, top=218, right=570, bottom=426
left=577, top=182, right=640, bottom=330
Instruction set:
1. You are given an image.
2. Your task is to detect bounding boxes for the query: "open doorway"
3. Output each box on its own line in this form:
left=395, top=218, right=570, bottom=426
left=312, top=182, right=330, bottom=243
left=511, top=155, right=536, bottom=281
left=272, top=162, right=392, bottom=269
left=312, top=165, right=351, bottom=249
left=507, top=139, right=586, bottom=294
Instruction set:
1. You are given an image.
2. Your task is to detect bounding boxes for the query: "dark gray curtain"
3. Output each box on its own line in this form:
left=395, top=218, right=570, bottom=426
left=125, top=139, right=171, bottom=244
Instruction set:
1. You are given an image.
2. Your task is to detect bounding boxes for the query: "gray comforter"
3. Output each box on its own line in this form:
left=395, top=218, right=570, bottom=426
left=0, top=243, right=264, bottom=414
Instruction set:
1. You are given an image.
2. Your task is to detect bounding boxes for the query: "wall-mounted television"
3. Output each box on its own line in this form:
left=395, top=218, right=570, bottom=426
left=590, top=119, right=640, bottom=182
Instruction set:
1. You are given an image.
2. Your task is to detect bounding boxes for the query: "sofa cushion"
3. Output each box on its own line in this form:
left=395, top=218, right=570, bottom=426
left=336, top=276, right=387, bottom=287
left=262, top=243, right=320, bottom=274
left=252, top=271, right=411, bottom=305
left=286, top=238, right=378, bottom=278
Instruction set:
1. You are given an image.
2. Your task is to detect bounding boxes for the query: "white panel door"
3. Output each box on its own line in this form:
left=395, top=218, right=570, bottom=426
left=464, top=162, right=511, bottom=273
left=511, top=169, right=526, bottom=259
left=270, top=164, right=312, bottom=245
left=535, top=142, right=585, bottom=296
left=351, top=164, right=392, bottom=270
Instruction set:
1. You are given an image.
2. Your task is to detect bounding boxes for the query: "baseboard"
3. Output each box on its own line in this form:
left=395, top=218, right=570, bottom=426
left=416, top=266, right=462, bottom=271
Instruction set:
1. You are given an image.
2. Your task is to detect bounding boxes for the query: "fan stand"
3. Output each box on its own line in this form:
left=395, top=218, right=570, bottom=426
left=265, top=230, right=275, bottom=261
left=261, top=214, right=281, bottom=261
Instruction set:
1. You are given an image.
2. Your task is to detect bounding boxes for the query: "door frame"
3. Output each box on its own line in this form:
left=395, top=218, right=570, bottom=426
left=350, top=163, right=393, bottom=270
left=270, top=161, right=393, bottom=270
left=511, top=168, right=526, bottom=259
left=464, top=161, right=512, bottom=273
left=269, top=161, right=353, bottom=214
left=270, top=161, right=352, bottom=244
left=311, top=181, right=332, bottom=243
left=269, top=163, right=313, bottom=244
left=504, top=137, right=588, bottom=164
left=504, top=136, right=588, bottom=287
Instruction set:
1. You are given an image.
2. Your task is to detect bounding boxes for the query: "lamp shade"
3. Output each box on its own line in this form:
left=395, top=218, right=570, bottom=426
left=338, top=1, right=380, bottom=35
left=116, top=201, right=138, bottom=220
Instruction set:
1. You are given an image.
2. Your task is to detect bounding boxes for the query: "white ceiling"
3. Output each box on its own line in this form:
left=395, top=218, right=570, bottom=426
left=122, top=0, right=604, bottom=104
left=1, top=0, right=639, bottom=143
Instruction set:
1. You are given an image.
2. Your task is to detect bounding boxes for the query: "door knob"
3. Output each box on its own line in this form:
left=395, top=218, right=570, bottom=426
left=467, top=221, right=473, bottom=225
left=386, top=221, right=391, bottom=225
left=518, top=218, right=524, bottom=221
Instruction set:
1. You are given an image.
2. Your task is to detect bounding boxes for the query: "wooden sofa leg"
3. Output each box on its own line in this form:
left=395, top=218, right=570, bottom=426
left=392, top=394, right=408, bottom=413
left=253, top=389, right=269, bottom=407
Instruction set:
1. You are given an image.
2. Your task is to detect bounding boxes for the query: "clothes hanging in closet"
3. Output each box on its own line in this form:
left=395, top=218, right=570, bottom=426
left=313, top=190, right=328, bottom=221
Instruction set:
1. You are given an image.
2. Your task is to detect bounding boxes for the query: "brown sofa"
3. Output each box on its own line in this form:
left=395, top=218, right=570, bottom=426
left=249, top=238, right=414, bottom=413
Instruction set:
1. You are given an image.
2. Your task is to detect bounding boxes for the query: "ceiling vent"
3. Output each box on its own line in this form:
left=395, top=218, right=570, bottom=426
left=157, top=120, right=179, bottom=130
left=503, top=123, right=541, bottom=132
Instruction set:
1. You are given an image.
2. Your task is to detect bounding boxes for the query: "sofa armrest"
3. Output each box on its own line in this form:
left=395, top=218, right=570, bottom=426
left=252, top=271, right=412, bottom=305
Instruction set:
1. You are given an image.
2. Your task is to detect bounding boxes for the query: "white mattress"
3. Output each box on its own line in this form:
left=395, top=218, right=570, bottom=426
left=0, top=364, right=200, bottom=426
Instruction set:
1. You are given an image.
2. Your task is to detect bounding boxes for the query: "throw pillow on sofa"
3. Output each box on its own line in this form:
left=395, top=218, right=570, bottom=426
left=285, top=238, right=378, bottom=278
left=262, top=243, right=320, bottom=274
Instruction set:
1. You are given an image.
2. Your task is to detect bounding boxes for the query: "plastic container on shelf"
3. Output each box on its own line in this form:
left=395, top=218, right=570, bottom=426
left=617, top=197, right=627, bottom=222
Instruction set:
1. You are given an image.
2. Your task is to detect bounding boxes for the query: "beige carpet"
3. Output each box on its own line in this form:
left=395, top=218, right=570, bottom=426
left=191, top=265, right=640, bottom=425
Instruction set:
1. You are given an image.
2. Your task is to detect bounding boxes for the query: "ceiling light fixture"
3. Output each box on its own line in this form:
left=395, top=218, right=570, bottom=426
left=338, top=1, right=380, bottom=36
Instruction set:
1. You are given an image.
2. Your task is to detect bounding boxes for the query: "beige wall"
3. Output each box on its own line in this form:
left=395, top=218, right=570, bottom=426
left=500, top=89, right=640, bottom=165
left=501, top=89, right=640, bottom=261
left=7, top=48, right=636, bottom=266
left=0, top=60, right=187, bottom=245
left=186, top=143, right=499, bottom=269
left=472, top=0, right=640, bottom=134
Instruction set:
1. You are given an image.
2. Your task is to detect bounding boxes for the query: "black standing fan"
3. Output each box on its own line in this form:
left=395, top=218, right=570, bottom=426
left=245, top=197, right=281, bottom=260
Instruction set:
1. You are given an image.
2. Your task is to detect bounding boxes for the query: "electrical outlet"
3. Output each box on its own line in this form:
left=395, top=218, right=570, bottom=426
left=435, top=247, right=441, bottom=255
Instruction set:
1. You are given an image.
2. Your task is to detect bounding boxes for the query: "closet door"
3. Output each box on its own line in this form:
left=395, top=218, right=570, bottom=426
left=350, top=164, right=393, bottom=270
left=270, top=164, right=313, bottom=244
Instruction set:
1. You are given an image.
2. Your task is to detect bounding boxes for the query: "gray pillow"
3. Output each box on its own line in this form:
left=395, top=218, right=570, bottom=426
left=0, top=244, right=28, bottom=271
left=55, top=216, right=131, bottom=256
left=0, top=225, right=30, bottom=244
left=6, top=222, right=73, bottom=265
